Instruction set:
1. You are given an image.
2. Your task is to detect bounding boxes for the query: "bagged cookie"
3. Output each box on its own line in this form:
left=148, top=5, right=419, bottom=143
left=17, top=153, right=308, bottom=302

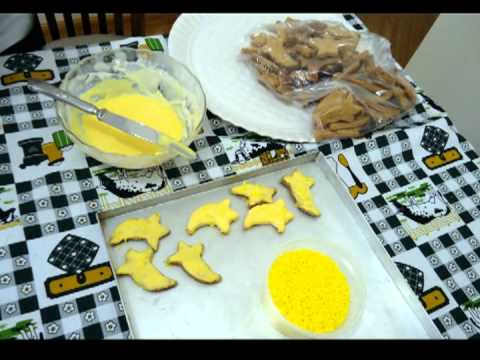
left=241, top=17, right=417, bottom=141
left=241, top=18, right=360, bottom=103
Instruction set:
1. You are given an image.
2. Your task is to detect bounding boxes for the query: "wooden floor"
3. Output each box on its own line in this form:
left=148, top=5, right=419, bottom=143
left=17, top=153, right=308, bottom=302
left=40, top=13, right=438, bottom=68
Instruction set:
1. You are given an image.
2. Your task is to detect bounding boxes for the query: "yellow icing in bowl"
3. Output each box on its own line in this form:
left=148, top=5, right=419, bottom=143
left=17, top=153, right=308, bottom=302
left=57, top=49, right=205, bottom=169
left=267, top=248, right=351, bottom=334
left=70, top=76, right=186, bottom=156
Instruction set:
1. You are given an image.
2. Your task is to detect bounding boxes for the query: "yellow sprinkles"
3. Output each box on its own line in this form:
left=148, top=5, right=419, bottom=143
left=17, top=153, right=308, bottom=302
left=268, top=249, right=350, bottom=334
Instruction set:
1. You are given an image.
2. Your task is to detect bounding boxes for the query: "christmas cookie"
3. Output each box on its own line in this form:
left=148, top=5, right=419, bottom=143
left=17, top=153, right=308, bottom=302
left=231, top=181, right=277, bottom=207
left=116, top=248, right=177, bottom=292
left=187, top=199, right=239, bottom=235
left=166, top=240, right=221, bottom=284
left=282, top=169, right=321, bottom=217
left=244, top=199, right=294, bottom=233
left=110, top=213, right=170, bottom=251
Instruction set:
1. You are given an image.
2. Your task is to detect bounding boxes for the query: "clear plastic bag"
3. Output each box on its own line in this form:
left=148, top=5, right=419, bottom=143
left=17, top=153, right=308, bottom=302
left=241, top=17, right=417, bottom=141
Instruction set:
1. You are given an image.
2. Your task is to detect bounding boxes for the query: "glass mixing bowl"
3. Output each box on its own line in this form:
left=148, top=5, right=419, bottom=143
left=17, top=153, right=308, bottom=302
left=56, top=48, right=206, bottom=169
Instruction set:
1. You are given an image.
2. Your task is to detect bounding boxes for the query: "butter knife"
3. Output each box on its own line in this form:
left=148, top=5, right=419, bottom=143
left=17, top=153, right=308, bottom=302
left=27, top=79, right=196, bottom=161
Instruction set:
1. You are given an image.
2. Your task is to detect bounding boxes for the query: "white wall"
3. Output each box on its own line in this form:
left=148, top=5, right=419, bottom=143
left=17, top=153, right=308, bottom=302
left=406, top=14, right=480, bottom=150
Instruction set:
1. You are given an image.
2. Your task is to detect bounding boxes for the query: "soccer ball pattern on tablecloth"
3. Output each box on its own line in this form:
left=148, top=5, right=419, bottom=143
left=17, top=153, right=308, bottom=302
left=15, top=169, right=99, bottom=241
left=0, top=87, right=59, bottom=134
left=0, top=240, right=38, bottom=322
left=354, top=131, right=429, bottom=194
left=430, top=163, right=480, bottom=225
left=39, top=286, right=129, bottom=340
left=418, top=225, right=480, bottom=307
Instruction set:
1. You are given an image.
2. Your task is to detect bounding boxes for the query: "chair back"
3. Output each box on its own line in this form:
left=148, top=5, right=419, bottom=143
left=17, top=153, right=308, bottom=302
left=38, top=13, right=146, bottom=41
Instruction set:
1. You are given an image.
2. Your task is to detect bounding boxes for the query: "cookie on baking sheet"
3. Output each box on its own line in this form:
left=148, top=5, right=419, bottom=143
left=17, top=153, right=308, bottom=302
left=282, top=169, right=321, bottom=217
left=116, top=248, right=177, bottom=292
left=244, top=199, right=294, bottom=233
left=166, top=240, right=221, bottom=284
left=231, top=181, right=277, bottom=207
left=187, top=199, right=239, bottom=235
left=110, top=213, right=170, bottom=251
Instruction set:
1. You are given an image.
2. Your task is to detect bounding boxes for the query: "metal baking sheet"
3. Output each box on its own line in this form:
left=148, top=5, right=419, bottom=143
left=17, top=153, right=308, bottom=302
left=100, top=153, right=441, bottom=339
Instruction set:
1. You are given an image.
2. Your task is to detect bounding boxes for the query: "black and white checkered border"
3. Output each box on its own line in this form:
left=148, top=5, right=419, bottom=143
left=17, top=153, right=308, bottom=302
left=0, top=295, right=39, bottom=322
left=0, top=241, right=31, bottom=286
left=418, top=224, right=480, bottom=308
left=430, top=162, right=480, bottom=225
left=15, top=169, right=100, bottom=241
left=457, top=133, right=479, bottom=162
left=162, top=135, right=236, bottom=191
left=53, top=42, right=113, bottom=80
left=357, top=195, right=416, bottom=257
left=205, top=112, right=248, bottom=138
left=434, top=306, right=480, bottom=339
left=355, top=131, right=429, bottom=194
left=358, top=194, right=480, bottom=339
left=39, top=285, right=129, bottom=339
left=0, top=86, right=60, bottom=134
left=0, top=240, right=28, bottom=264
left=393, top=263, right=467, bottom=339
left=0, top=240, right=39, bottom=321
left=0, top=133, right=14, bottom=185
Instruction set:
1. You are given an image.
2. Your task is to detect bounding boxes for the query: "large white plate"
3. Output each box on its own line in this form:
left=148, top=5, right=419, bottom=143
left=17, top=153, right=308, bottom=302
left=168, top=14, right=358, bottom=143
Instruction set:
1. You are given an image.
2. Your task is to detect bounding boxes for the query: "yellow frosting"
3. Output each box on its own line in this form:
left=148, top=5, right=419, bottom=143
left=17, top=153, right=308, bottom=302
left=244, top=199, right=294, bottom=233
left=187, top=199, right=239, bottom=235
left=282, top=169, right=321, bottom=217
left=268, top=249, right=350, bottom=334
left=231, top=181, right=276, bottom=207
left=70, top=73, right=186, bottom=156
left=109, top=213, right=169, bottom=251
left=116, top=248, right=177, bottom=292
left=166, top=240, right=221, bottom=284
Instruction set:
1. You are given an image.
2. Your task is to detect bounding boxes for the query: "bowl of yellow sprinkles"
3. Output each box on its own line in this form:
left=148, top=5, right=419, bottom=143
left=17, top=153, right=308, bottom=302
left=264, top=240, right=365, bottom=339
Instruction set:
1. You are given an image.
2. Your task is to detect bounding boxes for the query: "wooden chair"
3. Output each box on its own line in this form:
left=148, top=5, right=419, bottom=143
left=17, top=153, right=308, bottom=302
left=1, top=14, right=180, bottom=55
left=36, top=13, right=146, bottom=49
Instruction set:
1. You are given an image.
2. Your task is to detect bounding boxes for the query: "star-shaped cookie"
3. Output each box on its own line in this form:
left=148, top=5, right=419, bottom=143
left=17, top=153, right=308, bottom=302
left=116, top=248, right=177, bottom=292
